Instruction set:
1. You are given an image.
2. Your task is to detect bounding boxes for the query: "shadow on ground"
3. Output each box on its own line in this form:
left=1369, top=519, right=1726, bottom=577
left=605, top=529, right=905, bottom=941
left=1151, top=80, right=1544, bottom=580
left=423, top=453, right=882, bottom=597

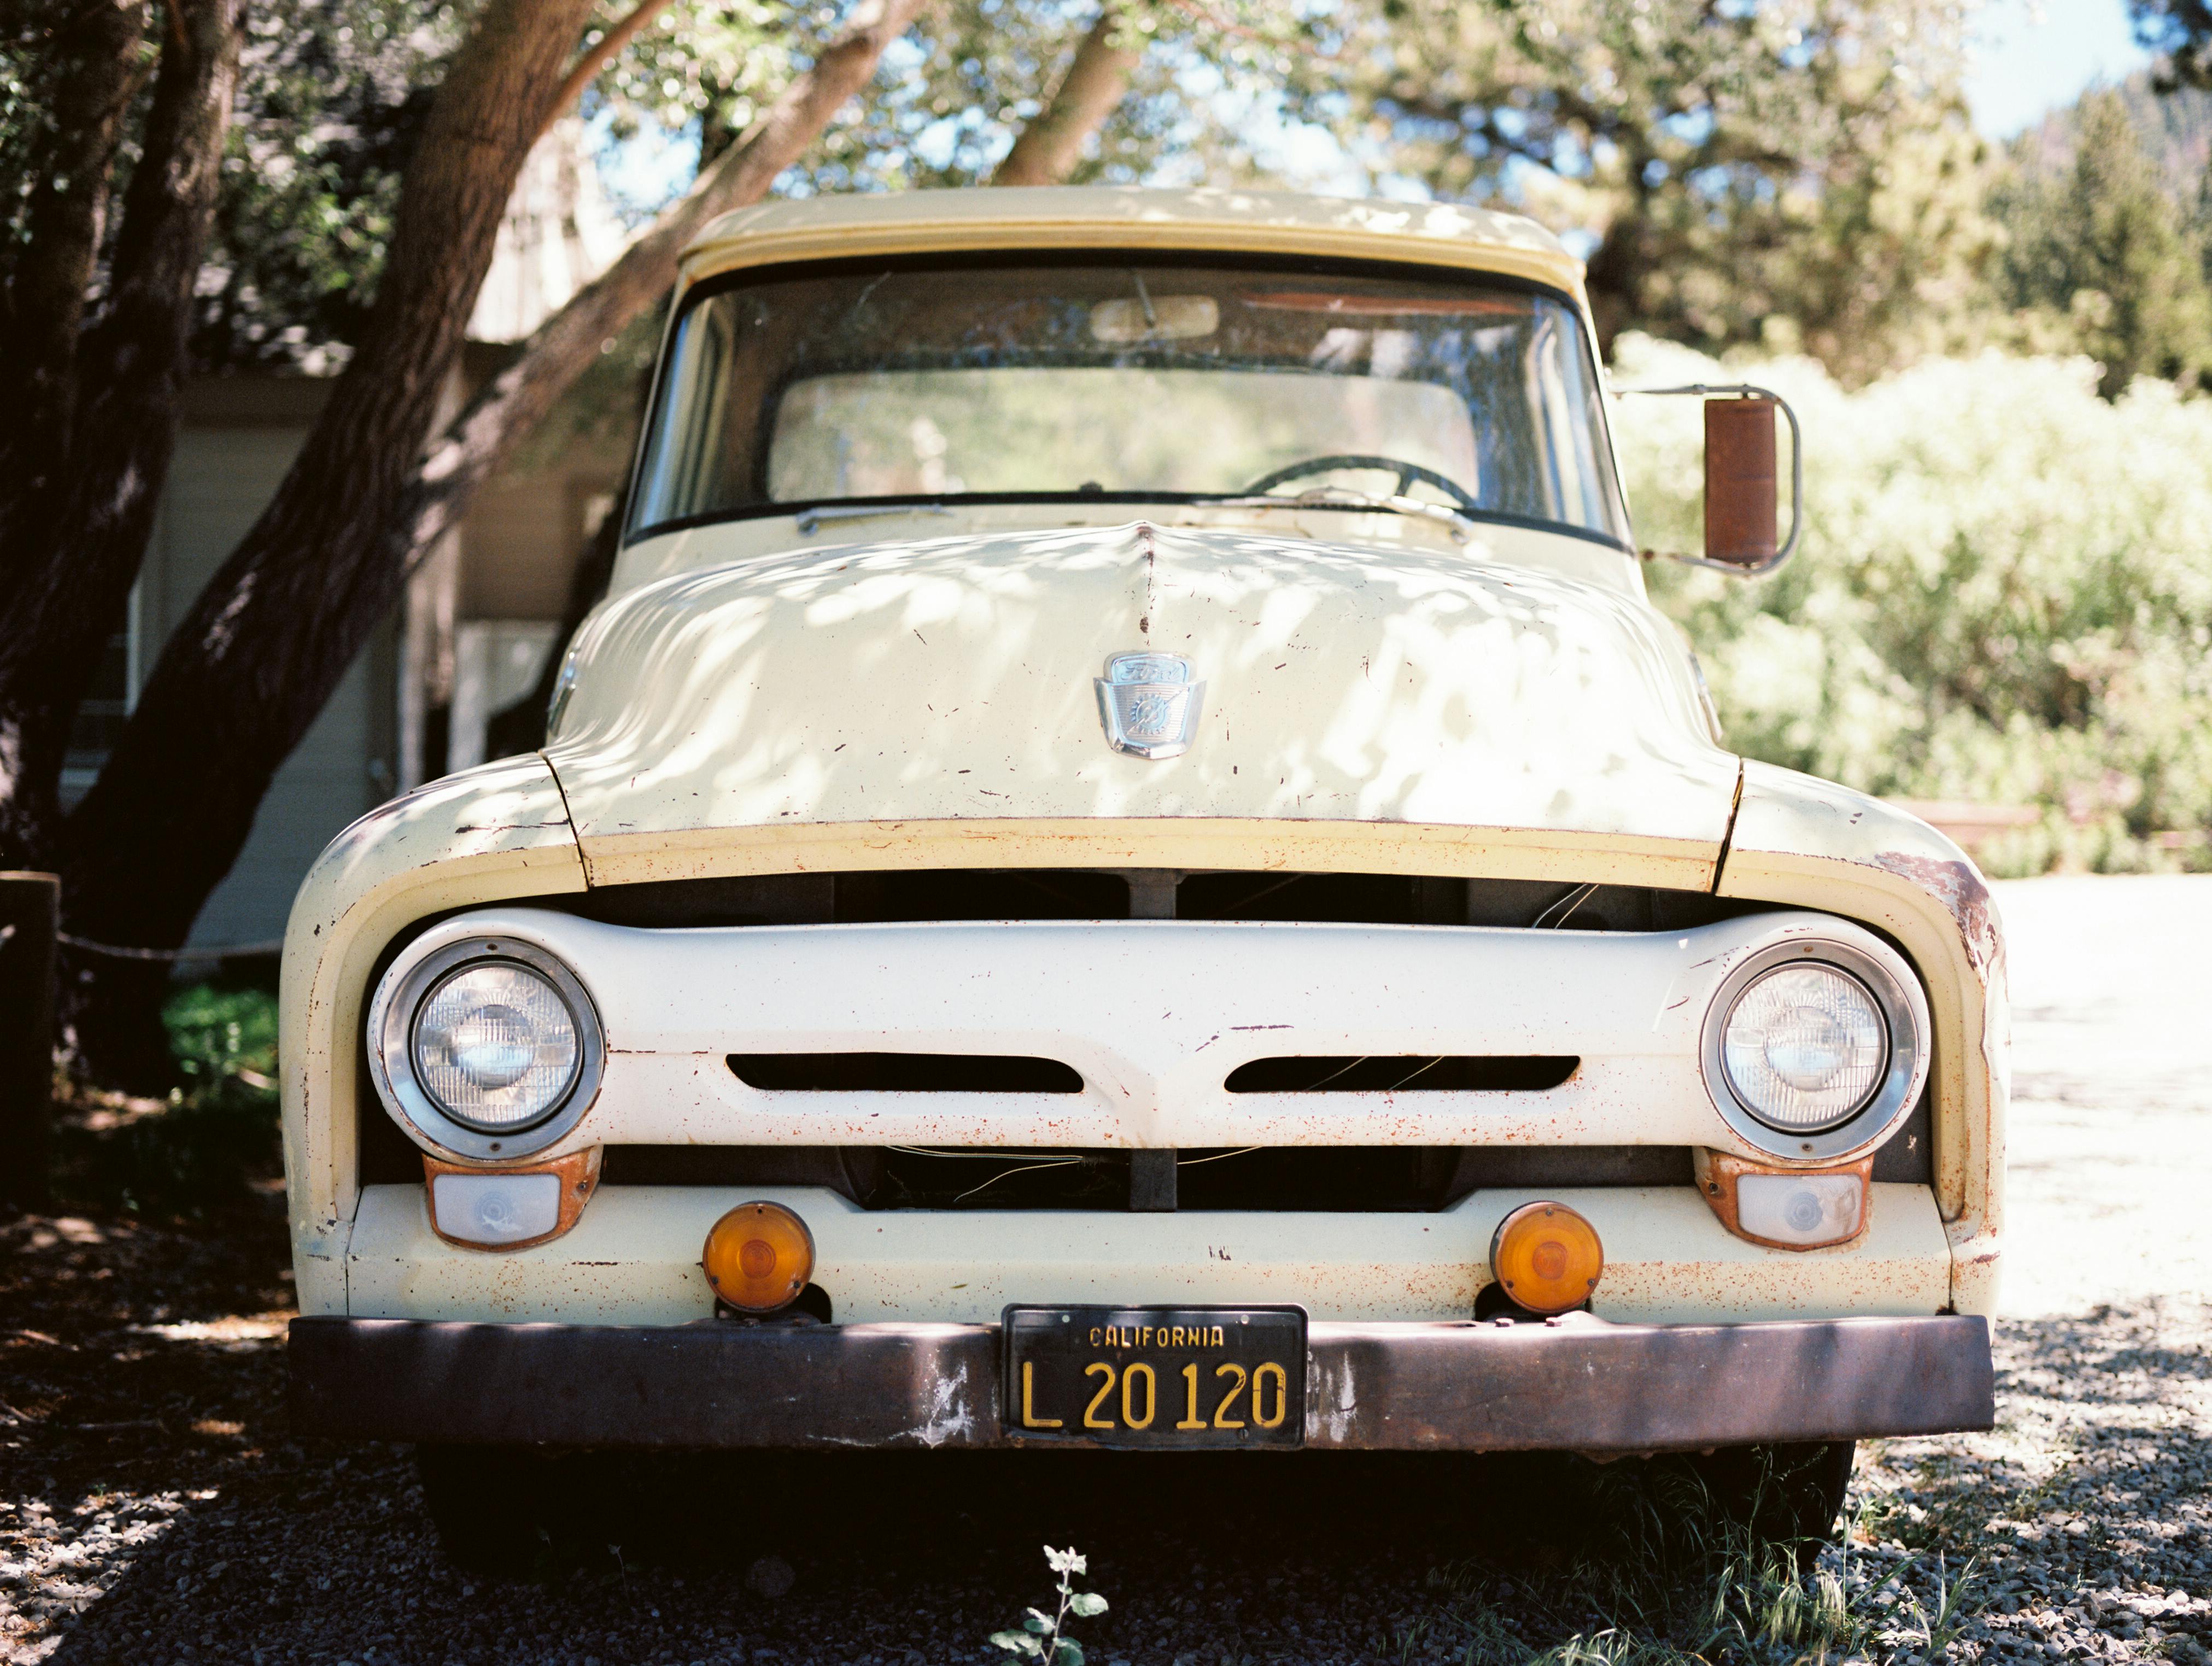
left=5, top=1210, right=2210, bottom=1666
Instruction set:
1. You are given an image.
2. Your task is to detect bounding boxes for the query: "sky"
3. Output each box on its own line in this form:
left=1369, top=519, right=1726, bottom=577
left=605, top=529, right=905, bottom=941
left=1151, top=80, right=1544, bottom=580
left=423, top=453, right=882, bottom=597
left=1965, top=0, right=2155, bottom=136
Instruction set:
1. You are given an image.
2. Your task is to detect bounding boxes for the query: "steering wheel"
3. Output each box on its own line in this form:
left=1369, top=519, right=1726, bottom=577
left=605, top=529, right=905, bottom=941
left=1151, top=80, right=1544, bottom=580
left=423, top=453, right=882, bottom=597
left=1241, top=453, right=1480, bottom=511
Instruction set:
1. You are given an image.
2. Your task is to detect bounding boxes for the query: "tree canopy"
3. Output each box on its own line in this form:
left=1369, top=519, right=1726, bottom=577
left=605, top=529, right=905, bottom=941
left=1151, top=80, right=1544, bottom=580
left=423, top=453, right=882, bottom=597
left=1992, top=86, right=2212, bottom=397
left=1301, top=0, right=1993, bottom=379
left=9, top=0, right=2212, bottom=1089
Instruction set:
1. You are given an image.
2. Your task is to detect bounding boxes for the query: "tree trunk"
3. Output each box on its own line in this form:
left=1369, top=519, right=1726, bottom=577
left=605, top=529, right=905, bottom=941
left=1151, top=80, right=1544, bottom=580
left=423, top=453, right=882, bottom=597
left=54, top=0, right=600, bottom=1088
left=0, top=0, right=149, bottom=586
left=991, top=4, right=1139, bottom=187
left=490, top=0, right=1108, bottom=757
left=1583, top=177, right=1661, bottom=359
left=377, top=0, right=934, bottom=602
left=53, top=0, right=926, bottom=1087
left=0, top=0, right=244, bottom=875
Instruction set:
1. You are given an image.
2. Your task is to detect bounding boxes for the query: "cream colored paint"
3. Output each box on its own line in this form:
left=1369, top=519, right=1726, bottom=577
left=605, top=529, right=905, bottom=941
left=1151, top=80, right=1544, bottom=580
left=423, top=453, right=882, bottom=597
left=608, top=501, right=1645, bottom=601
left=1717, top=762, right=2008, bottom=1316
left=575, top=817, right=1724, bottom=895
left=279, top=186, right=2006, bottom=1337
left=549, top=522, right=1734, bottom=852
left=678, top=186, right=1589, bottom=311
left=278, top=753, right=586, bottom=1290
left=343, top=1182, right=1951, bottom=1326
left=374, top=905, right=1923, bottom=1167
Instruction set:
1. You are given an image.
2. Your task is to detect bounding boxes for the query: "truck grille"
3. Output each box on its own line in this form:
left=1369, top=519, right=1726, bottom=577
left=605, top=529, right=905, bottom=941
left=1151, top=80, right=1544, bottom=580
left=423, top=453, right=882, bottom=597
left=1224, top=1056, right=1578, bottom=1092
left=571, top=868, right=1754, bottom=932
left=728, top=1053, right=1084, bottom=1092
left=595, top=1143, right=1694, bottom=1211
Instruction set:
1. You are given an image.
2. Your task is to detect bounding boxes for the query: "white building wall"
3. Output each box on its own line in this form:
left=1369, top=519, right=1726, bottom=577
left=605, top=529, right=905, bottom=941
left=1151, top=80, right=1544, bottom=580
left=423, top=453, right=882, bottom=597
left=142, top=420, right=392, bottom=951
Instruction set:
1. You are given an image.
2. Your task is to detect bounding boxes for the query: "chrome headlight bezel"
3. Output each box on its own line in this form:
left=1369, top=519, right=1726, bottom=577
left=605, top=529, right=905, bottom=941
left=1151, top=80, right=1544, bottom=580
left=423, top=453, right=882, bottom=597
left=1700, top=938, right=1929, bottom=1164
left=367, top=936, right=605, bottom=1161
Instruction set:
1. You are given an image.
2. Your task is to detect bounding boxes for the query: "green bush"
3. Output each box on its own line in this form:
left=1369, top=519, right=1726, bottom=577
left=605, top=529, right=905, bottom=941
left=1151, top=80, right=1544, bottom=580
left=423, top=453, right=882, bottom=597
left=54, top=979, right=283, bottom=1218
left=1612, top=335, right=2212, bottom=874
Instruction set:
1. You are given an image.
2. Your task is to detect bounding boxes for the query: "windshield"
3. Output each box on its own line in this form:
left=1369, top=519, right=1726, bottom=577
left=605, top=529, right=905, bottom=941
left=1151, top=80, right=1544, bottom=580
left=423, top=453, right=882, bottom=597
left=630, top=259, right=1631, bottom=546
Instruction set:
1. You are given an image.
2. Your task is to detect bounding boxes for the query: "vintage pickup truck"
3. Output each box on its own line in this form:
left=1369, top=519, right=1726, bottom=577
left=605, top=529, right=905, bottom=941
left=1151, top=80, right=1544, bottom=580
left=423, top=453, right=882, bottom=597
left=282, top=186, right=2002, bottom=1565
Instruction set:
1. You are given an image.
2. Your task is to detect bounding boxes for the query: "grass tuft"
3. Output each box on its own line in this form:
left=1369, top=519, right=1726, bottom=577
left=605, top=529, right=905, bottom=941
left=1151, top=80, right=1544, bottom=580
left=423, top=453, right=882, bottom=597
left=1423, top=1454, right=1985, bottom=1666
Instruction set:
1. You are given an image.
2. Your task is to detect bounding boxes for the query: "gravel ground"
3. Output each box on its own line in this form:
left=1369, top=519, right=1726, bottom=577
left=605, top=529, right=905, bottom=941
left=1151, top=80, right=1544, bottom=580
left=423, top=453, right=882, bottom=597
left=4, top=873, right=2210, bottom=1666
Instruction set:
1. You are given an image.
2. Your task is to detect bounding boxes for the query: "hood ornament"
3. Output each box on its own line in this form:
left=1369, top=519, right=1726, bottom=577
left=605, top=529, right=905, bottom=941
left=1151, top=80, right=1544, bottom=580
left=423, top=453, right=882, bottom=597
left=1096, top=652, right=1204, bottom=760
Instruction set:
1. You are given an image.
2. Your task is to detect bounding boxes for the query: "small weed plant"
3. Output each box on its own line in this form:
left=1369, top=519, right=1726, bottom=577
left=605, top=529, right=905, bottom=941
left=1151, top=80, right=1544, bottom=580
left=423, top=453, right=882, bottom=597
left=991, top=1545, right=1108, bottom=1666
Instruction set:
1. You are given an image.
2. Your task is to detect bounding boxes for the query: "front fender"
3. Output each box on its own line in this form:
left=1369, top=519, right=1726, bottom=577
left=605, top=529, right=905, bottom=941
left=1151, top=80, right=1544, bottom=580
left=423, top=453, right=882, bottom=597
left=1716, top=761, right=2008, bottom=1316
left=278, top=756, right=586, bottom=1312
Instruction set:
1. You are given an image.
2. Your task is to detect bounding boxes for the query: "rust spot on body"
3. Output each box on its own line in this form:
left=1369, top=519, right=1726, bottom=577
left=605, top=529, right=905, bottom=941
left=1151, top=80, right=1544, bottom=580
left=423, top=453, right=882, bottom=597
left=1867, top=851, right=2004, bottom=982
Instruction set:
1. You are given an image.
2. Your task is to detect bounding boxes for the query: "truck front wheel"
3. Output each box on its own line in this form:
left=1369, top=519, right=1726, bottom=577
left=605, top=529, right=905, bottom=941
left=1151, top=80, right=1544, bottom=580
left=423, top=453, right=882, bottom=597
left=1686, top=1440, right=1857, bottom=1566
left=415, top=1445, right=566, bottom=1576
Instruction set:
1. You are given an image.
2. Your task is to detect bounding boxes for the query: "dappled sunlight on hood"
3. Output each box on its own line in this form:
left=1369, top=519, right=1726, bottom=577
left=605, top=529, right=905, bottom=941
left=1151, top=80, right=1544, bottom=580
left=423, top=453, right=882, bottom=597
left=545, top=522, right=1737, bottom=847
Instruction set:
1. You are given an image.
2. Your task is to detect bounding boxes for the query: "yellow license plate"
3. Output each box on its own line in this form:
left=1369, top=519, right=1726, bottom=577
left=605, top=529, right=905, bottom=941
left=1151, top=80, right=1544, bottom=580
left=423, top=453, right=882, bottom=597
left=1001, top=1305, right=1307, bottom=1448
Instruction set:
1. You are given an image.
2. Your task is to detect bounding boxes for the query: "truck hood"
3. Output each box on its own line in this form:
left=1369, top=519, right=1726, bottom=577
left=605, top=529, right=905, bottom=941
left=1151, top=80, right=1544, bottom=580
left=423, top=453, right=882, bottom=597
left=543, top=521, right=1739, bottom=856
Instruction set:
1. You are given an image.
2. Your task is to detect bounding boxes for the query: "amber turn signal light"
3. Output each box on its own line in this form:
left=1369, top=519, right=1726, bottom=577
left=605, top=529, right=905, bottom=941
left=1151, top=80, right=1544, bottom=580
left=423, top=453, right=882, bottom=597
left=1490, top=1200, right=1604, bottom=1316
left=702, top=1201, right=815, bottom=1313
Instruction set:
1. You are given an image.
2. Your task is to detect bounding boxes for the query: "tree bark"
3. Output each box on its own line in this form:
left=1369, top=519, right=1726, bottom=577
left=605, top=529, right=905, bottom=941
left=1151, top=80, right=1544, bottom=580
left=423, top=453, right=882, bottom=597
left=990, top=4, right=1139, bottom=186
left=379, top=0, right=934, bottom=598
left=54, top=0, right=926, bottom=1085
left=491, top=0, right=1116, bottom=757
left=0, top=0, right=149, bottom=586
left=467, top=0, right=937, bottom=758
left=0, top=0, right=244, bottom=873
left=55, top=0, right=599, bottom=1086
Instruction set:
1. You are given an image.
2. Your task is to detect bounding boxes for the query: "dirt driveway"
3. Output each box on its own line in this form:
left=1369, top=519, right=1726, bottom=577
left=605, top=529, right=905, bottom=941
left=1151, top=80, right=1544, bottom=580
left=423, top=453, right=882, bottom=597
left=4, top=875, right=2210, bottom=1666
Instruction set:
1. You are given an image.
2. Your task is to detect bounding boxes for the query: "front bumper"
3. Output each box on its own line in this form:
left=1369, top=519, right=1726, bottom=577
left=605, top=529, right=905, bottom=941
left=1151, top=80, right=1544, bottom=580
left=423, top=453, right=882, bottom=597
left=289, top=1312, right=1992, bottom=1452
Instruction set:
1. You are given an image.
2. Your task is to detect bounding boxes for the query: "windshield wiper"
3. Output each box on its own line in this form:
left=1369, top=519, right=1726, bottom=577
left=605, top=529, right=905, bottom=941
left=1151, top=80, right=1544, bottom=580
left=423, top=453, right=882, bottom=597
left=1198, top=486, right=1477, bottom=544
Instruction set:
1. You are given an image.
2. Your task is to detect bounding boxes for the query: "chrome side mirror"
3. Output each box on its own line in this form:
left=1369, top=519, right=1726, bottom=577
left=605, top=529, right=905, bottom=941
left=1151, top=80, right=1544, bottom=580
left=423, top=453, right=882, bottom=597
left=1618, top=383, right=1803, bottom=576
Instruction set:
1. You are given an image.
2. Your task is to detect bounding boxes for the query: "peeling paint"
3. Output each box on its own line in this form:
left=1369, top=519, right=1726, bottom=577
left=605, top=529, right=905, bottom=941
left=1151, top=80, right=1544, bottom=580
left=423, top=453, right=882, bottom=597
left=1868, top=850, right=2004, bottom=985
left=904, top=1362, right=976, bottom=1447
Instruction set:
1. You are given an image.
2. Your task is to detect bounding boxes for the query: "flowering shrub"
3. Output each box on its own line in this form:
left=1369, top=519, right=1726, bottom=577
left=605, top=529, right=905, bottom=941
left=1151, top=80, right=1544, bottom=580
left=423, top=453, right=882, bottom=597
left=1612, top=335, right=2212, bottom=873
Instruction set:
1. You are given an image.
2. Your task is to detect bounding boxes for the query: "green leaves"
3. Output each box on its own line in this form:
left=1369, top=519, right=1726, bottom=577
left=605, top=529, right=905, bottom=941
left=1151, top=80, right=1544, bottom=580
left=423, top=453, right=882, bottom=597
left=988, top=1546, right=1109, bottom=1666
left=1313, top=0, right=1992, bottom=377
left=1990, top=86, right=2212, bottom=399
left=1620, top=330, right=2212, bottom=874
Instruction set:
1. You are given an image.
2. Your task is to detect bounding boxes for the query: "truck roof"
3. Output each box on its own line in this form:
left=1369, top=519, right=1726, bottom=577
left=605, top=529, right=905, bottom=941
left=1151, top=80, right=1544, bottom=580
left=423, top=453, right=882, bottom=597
left=680, top=185, right=1586, bottom=301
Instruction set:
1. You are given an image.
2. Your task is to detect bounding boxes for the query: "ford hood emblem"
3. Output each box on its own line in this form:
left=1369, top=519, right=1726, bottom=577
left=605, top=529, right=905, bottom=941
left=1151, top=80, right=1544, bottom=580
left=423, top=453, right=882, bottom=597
left=1095, top=652, right=1204, bottom=760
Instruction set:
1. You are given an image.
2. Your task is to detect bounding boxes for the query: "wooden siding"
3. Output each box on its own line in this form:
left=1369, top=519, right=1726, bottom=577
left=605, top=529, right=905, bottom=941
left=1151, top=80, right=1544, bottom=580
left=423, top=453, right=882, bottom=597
left=144, top=418, right=393, bottom=952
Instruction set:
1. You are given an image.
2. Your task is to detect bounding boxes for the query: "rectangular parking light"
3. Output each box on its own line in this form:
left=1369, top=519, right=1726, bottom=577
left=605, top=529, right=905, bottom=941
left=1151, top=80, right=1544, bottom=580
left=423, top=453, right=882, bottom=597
left=430, top=1172, right=562, bottom=1247
left=1735, top=1172, right=1863, bottom=1247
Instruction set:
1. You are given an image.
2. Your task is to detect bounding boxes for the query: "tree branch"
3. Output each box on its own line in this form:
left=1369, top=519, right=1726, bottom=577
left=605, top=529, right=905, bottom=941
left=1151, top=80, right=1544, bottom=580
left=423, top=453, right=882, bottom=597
left=992, top=3, right=1140, bottom=186
left=56, top=0, right=602, bottom=969
left=51, top=0, right=931, bottom=1054
left=0, top=0, right=239, bottom=870
left=395, top=0, right=935, bottom=583
left=543, top=0, right=665, bottom=139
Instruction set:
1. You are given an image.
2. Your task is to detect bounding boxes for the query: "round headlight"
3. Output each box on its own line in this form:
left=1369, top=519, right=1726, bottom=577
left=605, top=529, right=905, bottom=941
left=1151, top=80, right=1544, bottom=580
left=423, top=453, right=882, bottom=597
left=370, top=933, right=605, bottom=1159
left=411, top=961, right=581, bottom=1131
left=1719, top=962, right=1887, bottom=1133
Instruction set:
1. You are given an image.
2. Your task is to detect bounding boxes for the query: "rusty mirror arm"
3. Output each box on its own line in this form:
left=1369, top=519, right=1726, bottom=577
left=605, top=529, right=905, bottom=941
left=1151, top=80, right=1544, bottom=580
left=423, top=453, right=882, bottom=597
left=1616, top=383, right=1803, bottom=576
